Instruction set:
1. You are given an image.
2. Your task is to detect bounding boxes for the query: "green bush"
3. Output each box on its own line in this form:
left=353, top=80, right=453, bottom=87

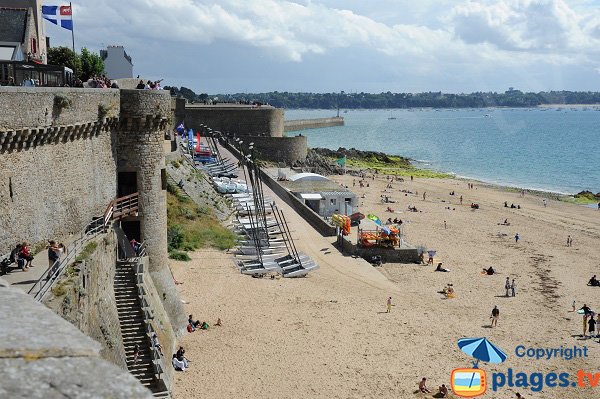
left=167, top=225, right=184, bottom=251
left=54, top=94, right=72, bottom=110
left=169, top=250, right=191, bottom=261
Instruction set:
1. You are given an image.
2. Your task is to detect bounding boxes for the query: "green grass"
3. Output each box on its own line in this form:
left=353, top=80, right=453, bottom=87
left=342, top=157, right=452, bottom=178
left=169, top=250, right=191, bottom=261
left=75, top=242, right=98, bottom=263
left=167, top=192, right=236, bottom=258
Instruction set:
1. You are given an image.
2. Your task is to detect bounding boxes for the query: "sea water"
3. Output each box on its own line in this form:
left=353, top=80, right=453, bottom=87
left=285, top=108, right=600, bottom=195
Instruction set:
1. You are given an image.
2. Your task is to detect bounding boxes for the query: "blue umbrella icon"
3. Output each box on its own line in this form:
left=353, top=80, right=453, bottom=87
left=458, top=337, right=508, bottom=388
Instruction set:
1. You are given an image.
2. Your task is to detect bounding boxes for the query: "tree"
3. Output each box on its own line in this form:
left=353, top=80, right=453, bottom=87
left=79, top=47, right=104, bottom=81
left=47, top=46, right=81, bottom=75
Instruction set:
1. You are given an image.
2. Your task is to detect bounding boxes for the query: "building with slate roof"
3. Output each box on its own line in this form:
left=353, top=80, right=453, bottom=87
left=0, top=0, right=46, bottom=63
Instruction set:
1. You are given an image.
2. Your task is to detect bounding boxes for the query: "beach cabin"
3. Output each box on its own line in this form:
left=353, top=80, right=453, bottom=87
left=280, top=173, right=358, bottom=217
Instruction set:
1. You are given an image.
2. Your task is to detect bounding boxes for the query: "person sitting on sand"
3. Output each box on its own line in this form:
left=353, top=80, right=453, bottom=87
left=201, top=321, right=209, bottom=330
left=504, top=201, right=508, bottom=207
left=483, top=266, right=495, bottom=275
left=439, top=384, right=449, bottom=397
left=588, top=275, right=599, bottom=287
left=435, top=263, right=450, bottom=272
left=188, top=315, right=201, bottom=330
left=386, top=206, right=394, bottom=212
left=419, top=378, right=431, bottom=393
left=215, top=318, right=222, bottom=326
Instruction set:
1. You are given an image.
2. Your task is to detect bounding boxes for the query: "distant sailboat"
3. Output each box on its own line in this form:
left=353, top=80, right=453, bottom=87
left=388, top=110, right=397, bottom=120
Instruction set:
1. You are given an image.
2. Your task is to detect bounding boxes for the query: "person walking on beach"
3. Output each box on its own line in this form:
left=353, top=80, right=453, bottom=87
left=459, top=195, right=463, bottom=205
left=444, top=220, right=447, bottom=229
left=511, top=279, right=516, bottom=297
left=386, top=297, right=392, bottom=313
left=490, top=305, right=499, bottom=327
left=543, top=199, right=547, bottom=207
left=423, top=192, right=426, bottom=201
left=588, top=316, right=596, bottom=338
left=514, top=233, right=520, bottom=243
left=567, top=235, right=573, bottom=247
left=505, top=277, right=511, bottom=297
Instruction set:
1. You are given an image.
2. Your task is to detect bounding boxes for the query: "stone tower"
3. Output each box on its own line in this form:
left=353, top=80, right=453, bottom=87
left=117, top=89, right=185, bottom=332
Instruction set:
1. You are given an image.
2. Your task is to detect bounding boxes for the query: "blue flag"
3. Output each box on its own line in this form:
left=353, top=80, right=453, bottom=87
left=42, top=5, right=73, bottom=31
left=176, top=122, right=185, bottom=133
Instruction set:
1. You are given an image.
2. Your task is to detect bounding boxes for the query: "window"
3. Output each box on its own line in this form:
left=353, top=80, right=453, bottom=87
left=330, top=198, right=337, bottom=206
left=31, top=38, right=37, bottom=54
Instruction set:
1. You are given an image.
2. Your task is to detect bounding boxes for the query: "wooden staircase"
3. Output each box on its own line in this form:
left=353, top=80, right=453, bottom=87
left=114, top=261, right=169, bottom=398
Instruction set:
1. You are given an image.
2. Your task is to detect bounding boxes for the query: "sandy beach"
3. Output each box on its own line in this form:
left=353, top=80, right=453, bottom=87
left=171, top=172, right=600, bottom=399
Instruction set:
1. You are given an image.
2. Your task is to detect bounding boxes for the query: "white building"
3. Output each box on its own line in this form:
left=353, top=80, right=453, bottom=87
left=99, top=45, right=133, bottom=79
left=281, top=172, right=358, bottom=217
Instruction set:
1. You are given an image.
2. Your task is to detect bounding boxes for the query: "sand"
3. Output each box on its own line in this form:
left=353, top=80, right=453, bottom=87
left=171, top=172, right=600, bottom=399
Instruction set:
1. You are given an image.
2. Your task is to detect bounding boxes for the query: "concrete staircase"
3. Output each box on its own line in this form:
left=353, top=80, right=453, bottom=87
left=114, top=261, right=169, bottom=398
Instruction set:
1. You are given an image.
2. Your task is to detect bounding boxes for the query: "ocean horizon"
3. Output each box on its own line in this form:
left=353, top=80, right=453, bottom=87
left=285, top=108, right=600, bottom=196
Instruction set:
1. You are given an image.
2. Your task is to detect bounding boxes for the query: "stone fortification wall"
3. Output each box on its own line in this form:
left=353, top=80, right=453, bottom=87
left=117, top=89, right=186, bottom=334
left=44, top=232, right=128, bottom=369
left=185, top=106, right=284, bottom=137
left=284, top=117, right=344, bottom=132
left=237, top=135, right=307, bottom=164
left=0, top=88, right=120, bottom=255
left=0, top=87, right=119, bottom=130
left=0, top=277, right=153, bottom=398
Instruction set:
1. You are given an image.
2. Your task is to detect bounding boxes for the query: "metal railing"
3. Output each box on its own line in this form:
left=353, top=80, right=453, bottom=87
left=28, top=217, right=106, bottom=301
left=133, top=262, right=166, bottom=382
left=28, top=193, right=140, bottom=302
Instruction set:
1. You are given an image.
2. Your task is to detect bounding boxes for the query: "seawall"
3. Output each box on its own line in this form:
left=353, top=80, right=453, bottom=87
left=284, top=117, right=344, bottom=132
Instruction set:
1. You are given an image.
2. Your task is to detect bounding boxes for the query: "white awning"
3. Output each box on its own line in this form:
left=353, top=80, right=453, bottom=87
left=300, top=193, right=323, bottom=200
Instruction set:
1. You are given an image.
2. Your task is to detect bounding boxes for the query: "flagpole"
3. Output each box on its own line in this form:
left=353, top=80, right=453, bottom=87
left=70, top=2, right=76, bottom=79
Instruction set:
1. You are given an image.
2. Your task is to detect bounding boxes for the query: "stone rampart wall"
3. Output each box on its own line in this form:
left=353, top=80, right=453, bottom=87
left=0, top=87, right=120, bottom=130
left=185, top=106, right=284, bottom=137
left=0, top=88, right=121, bottom=254
left=237, top=135, right=307, bottom=164
left=284, top=117, right=344, bottom=132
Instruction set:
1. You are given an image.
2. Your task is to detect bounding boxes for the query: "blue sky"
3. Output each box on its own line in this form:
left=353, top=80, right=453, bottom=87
left=45, top=0, right=600, bottom=93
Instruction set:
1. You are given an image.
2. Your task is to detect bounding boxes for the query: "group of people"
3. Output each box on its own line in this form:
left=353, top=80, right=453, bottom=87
left=135, top=79, right=163, bottom=90
left=172, top=346, right=190, bottom=371
left=187, top=314, right=221, bottom=333
left=418, top=377, right=449, bottom=397
left=578, top=304, right=600, bottom=339
left=5, top=242, right=35, bottom=272
left=86, top=75, right=119, bottom=89
left=503, top=201, right=521, bottom=209
left=3, top=240, right=65, bottom=274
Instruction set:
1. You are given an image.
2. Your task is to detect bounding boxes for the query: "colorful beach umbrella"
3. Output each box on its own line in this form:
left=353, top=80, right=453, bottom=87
left=458, top=337, right=507, bottom=364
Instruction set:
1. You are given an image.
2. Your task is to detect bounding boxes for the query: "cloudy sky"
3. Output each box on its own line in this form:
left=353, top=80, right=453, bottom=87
left=45, top=0, right=600, bottom=93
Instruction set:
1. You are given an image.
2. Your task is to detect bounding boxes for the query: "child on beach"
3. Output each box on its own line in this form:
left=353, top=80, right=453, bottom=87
left=419, top=378, right=431, bottom=393
left=514, top=233, right=520, bottom=243
left=386, top=297, right=392, bottom=313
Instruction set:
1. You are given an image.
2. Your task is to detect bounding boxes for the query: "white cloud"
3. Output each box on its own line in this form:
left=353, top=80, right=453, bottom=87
left=45, top=0, right=600, bottom=91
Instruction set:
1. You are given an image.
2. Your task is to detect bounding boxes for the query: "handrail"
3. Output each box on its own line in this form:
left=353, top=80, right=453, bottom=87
left=28, top=192, right=140, bottom=302
left=132, top=261, right=166, bottom=382
left=28, top=218, right=106, bottom=301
